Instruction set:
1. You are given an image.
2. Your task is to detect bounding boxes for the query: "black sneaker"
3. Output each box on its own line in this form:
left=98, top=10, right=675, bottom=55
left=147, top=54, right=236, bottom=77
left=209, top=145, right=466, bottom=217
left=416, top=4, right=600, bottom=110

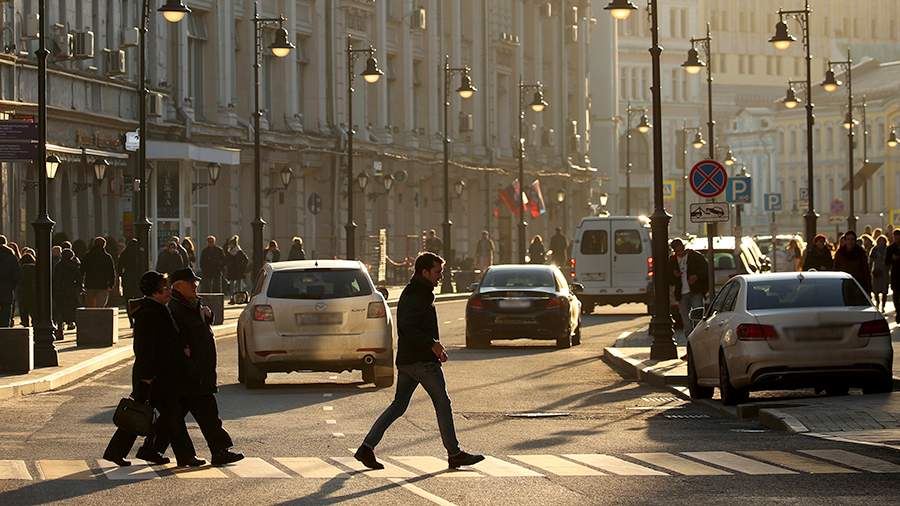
left=176, top=456, right=206, bottom=467
left=211, top=450, right=245, bottom=467
left=102, top=454, right=131, bottom=467
left=136, top=447, right=170, bottom=465
left=448, top=451, right=485, bottom=469
left=354, top=445, right=384, bottom=470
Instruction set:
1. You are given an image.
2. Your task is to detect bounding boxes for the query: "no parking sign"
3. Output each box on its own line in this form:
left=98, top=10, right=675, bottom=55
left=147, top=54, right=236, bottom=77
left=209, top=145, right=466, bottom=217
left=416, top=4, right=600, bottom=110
left=689, top=160, right=728, bottom=198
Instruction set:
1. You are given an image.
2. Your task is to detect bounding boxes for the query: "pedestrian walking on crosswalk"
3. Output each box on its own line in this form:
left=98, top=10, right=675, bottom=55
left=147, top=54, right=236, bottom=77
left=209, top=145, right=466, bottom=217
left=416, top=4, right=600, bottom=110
left=355, top=252, right=485, bottom=471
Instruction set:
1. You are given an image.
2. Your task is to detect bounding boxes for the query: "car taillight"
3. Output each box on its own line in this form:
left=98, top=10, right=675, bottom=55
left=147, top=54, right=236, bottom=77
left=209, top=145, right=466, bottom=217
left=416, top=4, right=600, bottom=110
left=736, top=323, right=778, bottom=341
left=253, top=304, right=274, bottom=321
left=468, top=296, right=484, bottom=310
left=647, top=257, right=653, bottom=277
left=858, top=319, right=890, bottom=337
left=367, top=301, right=387, bottom=319
left=569, top=258, right=576, bottom=279
left=545, top=297, right=564, bottom=309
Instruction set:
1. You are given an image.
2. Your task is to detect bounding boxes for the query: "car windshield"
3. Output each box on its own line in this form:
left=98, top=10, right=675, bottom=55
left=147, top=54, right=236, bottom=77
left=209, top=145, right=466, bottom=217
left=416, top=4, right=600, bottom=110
left=266, top=269, right=373, bottom=299
left=746, top=277, right=870, bottom=310
left=481, top=269, right=556, bottom=289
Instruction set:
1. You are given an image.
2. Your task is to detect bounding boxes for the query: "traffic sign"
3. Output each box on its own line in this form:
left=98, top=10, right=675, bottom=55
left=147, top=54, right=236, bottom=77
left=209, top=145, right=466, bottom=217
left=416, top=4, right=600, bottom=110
left=124, top=131, right=139, bottom=151
left=689, top=202, right=730, bottom=223
left=307, top=192, right=322, bottom=215
left=828, top=215, right=844, bottom=224
left=663, top=179, right=676, bottom=201
left=689, top=160, right=728, bottom=198
left=764, top=193, right=783, bottom=212
left=725, top=176, right=752, bottom=204
left=830, top=198, right=845, bottom=215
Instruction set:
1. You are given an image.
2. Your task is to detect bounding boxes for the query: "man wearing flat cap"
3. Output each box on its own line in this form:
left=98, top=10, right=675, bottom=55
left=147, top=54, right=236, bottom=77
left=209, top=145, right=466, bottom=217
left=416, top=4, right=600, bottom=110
left=153, top=267, right=243, bottom=466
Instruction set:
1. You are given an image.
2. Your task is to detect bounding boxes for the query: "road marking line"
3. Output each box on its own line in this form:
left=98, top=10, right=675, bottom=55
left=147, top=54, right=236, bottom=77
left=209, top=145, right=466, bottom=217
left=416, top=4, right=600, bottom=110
left=323, top=393, right=333, bottom=397
left=331, top=457, right=416, bottom=478
left=470, top=456, right=543, bottom=477
left=37, top=460, right=94, bottom=480
left=563, top=454, right=667, bottom=476
left=323, top=406, right=334, bottom=411
left=799, top=450, right=900, bottom=473
left=510, top=454, right=605, bottom=476
left=164, top=464, right=229, bottom=479
left=741, top=451, right=857, bottom=474
left=626, top=453, right=731, bottom=476
left=0, top=460, right=32, bottom=480
left=276, top=457, right=349, bottom=479
left=618, top=331, right=632, bottom=339
left=226, top=457, right=292, bottom=479
left=96, top=460, right=160, bottom=480
left=332, top=433, right=345, bottom=438
left=389, top=456, right=481, bottom=478
left=326, top=419, right=337, bottom=425
left=387, top=477, right=458, bottom=506
left=681, top=452, right=796, bottom=475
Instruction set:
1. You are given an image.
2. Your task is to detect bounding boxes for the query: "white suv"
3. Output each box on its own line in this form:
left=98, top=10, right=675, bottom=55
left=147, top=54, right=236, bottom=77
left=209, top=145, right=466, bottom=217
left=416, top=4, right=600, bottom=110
left=237, top=260, right=395, bottom=388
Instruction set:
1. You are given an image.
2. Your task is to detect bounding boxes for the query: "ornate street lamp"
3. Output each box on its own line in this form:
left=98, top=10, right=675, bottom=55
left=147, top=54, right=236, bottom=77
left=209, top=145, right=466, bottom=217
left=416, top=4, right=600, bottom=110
left=604, top=0, right=638, bottom=20
left=770, top=0, right=816, bottom=242
left=157, top=0, right=190, bottom=23
left=92, top=158, right=109, bottom=182
left=822, top=49, right=858, bottom=232
left=280, top=166, right=294, bottom=189
left=888, top=126, right=898, bottom=148
left=723, top=148, right=737, bottom=166
left=782, top=81, right=803, bottom=109
left=45, top=155, right=61, bottom=180
left=691, top=131, right=705, bottom=150
left=517, top=79, right=548, bottom=263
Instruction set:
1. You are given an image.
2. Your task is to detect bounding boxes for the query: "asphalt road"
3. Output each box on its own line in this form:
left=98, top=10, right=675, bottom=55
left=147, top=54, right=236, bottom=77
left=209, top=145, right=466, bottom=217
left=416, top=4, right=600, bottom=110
left=0, top=300, right=897, bottom=505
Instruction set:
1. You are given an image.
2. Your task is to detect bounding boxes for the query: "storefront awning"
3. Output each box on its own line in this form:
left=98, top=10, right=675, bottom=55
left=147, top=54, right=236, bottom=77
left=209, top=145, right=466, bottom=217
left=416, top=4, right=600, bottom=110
left=47, top=144, right=129, bottom=166
left=147, top=140, right=241, bottom=165
left=841, top=161, right=883, bottom=191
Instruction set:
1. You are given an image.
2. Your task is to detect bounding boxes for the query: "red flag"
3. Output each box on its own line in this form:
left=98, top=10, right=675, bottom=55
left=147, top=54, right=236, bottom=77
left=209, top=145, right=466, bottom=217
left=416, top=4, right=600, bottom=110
left=526, top=180, right=546, bottom=218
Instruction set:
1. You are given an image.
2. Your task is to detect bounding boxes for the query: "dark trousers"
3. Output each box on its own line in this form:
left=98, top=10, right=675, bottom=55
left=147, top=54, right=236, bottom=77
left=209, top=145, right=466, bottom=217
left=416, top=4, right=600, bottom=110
left=893, top=288, right=900, bottom=322
left=153, top=393, right=232, bottom=455
left=201, top=274, right=223, bottom=294
left=0, top=303, right=12, bottom=327
left=104, top=395, right=196, bottom=462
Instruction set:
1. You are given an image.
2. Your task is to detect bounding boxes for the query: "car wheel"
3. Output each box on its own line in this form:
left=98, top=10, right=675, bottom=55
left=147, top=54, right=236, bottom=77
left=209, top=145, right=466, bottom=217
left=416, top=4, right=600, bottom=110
left=556, top=327, right=572, bottom=349
left=572, top=319, right=582, bottom=346
left=243, top=353, right=267, bottom=389
left=237, top=348, right=246, bottom=384
left=687, top=347, right=713, bottom=400
left=465, top=328, right=490, bottom=349
left=862, top=375, right=893, bottom=395
left=362, top=365, right=376, bottom=384
left=718, top=351, right=748, bottom=406
left=824, top=384, right=850, bottom=396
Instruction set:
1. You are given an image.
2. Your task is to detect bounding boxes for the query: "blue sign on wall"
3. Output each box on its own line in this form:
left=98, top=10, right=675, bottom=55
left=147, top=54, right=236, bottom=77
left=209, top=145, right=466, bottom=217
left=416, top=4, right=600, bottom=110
left=764, top=193, right=783, bottom=212
left=726, top=176, right=752, bottom=204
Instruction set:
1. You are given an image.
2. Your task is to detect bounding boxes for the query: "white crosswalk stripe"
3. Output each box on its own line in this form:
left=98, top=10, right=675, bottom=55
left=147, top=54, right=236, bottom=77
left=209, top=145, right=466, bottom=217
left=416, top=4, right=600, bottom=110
left=470, top=456, right=543, bottom=477
left=626, top=453, right=731, bottom=476
left=227, top=457, right=292, bottom=479
left=682, top=452, right=797, bottom=475
left=564, top=454, right=668, bottom=476
left=390, top=456, right=481, bottom=477
left=741, top=451, right=858, bottom=474
left=276, top=458, right=349, bottom=479
left=96, top=460, right=161, bottom=480
left=510, top=455, right=605, bottom=476
left=332, top=457, right=417, bottom=478
left=37, top=460, right=95, bottom=480
left=166, top=464, right=229, bottom=479
left=799, top=450, right=900, bottom=473
left=0, top=460, right=32, bottom=480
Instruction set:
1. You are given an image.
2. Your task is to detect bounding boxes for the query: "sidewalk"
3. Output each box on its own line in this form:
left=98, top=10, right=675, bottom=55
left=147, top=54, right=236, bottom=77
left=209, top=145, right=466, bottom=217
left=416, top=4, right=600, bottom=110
left=603, top=304, right=900, bottom=450
left=0, top=291, right=471, bottom=401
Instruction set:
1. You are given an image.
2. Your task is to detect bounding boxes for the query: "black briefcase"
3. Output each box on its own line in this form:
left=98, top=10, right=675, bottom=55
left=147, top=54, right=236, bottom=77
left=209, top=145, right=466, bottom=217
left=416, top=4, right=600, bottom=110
left=113, top=397, right=155, bottom=436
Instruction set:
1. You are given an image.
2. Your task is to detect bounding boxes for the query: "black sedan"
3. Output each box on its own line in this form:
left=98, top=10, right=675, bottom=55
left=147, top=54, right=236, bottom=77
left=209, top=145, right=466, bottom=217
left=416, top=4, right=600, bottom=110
left=465, top=264, right=583, bottom=349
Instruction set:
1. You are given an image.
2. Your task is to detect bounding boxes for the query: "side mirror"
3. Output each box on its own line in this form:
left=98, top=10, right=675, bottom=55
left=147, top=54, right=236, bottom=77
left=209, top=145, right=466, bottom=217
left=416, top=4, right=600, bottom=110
left=689, top=307, right=706, bottom=322
left=571, top=283, right=585, bottom=294
left=376, top=286, right=389, bottom=299
left=468, top=282, right=479, bottom=292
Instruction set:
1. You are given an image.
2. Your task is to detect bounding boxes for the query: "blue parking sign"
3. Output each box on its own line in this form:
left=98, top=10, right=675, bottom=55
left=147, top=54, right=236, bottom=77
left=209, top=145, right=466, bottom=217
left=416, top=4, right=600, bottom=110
left=764, top=193, right=783, bottom=211
left=725, top=176, right=752, bottom=204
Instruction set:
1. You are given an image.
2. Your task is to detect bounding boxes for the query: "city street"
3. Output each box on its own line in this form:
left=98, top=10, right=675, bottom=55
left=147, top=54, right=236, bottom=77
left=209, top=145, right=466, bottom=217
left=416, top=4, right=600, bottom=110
left=0, top=300, right=897, bottom=505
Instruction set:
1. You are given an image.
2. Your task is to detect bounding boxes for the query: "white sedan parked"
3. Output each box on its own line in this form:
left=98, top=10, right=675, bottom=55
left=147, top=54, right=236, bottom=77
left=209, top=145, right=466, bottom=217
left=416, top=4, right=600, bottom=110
left=686, top=272, right=894, bottom=405
left=237, top=260, right=394, bottom=389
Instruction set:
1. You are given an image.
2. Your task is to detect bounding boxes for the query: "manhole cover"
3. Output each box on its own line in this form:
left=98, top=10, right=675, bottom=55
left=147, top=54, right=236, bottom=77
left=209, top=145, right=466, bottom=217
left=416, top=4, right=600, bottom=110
left=505, top=412, right=571, bottom=419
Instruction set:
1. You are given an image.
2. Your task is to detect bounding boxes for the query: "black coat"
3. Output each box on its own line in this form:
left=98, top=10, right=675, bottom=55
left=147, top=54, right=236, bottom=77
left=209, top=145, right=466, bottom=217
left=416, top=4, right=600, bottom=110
left=131, top=297, right=190, bottom=397
left=288, top=244, right=306, bottom=261
left=528, top=242, right=546, bottom=264
left=18, top=262, right=35, bottom=313
left=118, top=243, right=144, bottom=300
left=200, top=245, right=226, bottom=277
left=834, top=246, right=871, bottom=293
left=52, top=258, right=82, bottom=321
left=156, top=249, right=185, bottom=276
left=802, top=245, right=833, bottom=272
left=82, top=247, right=116, bottom=290
left=226, top=249, right=249, bottom=281
left=395, top=275, right=440, bottom=365
left=668, top=250, right=710, bottom=301
left=887, top=243, right=900, bottom=290
left=168, top=291, right=218, bottom=395
left=549, top=233, right=568, bottom=264
left=0, top=246, right=22, bottom=304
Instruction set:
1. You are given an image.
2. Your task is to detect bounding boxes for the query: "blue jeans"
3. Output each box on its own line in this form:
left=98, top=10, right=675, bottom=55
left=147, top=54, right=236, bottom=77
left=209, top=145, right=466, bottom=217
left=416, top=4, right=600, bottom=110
left=363, top=361, right=461, bottom=456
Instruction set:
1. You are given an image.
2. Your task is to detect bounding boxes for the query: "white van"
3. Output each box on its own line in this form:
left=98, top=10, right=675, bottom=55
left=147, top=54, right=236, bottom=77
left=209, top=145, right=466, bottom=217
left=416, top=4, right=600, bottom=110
left=571, top=216, right=652, bottom=313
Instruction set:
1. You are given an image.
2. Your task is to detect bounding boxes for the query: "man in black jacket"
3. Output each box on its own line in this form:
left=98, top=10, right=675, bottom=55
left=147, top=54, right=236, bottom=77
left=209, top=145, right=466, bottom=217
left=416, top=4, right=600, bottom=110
left=668, top=239, right=709, bottom=336
left=886, top=229, right=900, bottom=324
left=0, top=235, right=22, bottom=327
left=355, top=252, right=484, bottom=470
left=82, top=237, right=116, bottom=307
left=153, top=268, right=243, bottom=466
left=103, top=271, right=204, bottom=467
left=199, top=236, right=225, bottom=292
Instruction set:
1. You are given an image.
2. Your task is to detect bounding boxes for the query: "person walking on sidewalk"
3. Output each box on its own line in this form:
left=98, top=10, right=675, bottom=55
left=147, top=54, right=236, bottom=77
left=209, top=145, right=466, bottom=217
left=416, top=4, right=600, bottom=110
left=17, top=251, right=35, bottom=327
left=118, top=238, right=144, bottom=301
left=668, top=239, right=709, bottom=337
left=549, top=227, right=569, bottom=267
left=82, top=237, right=117, bottom=308
left=528, top=235, right=546, bottom=264
left=157, top=240, right=186, bottom=277
left=199, top=236, right=225, bottom=293
left=424, top=229, right=443, bottom=255
left=151, top=268, right=244, bottom=466
left=103, top=271, right=204, bottom=468
left=225, top=235, right=249, bottom=297
left=474, top=231, right=494, bottom=272
left=52, top=249, right=82, bottom=338
left=834, top=230, right=871, bottom=295
left=802, top=234, right=834, bottom=271
left=870, top=235, right=889, bottom=312
left=355, top=252, right=484, bottom=470
left=885, top=229, right=900, bottom=324
left=264, top=240, right=281, bottom=263
left=0, top=235, right=22, bottom=327
left=287, top=236, right=306, bottom=260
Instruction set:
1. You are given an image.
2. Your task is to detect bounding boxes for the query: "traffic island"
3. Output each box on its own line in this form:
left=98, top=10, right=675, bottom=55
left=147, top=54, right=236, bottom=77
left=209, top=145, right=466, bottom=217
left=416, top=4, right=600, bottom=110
left=75, top=308, right=119, bottom=348
left=0, top=328, right=33, bottom=374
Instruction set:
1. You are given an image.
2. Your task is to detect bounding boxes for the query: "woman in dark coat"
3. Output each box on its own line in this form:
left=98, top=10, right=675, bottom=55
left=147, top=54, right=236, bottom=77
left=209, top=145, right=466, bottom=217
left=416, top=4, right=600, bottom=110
left=118, top=238, right=144, bottom=301
left=801, top=234, right=834, bottom=271
left=18, top=252, right=36, bottom=327
left=833, top=230, right=871, bottom=294
left=528, top=235, right=546, bottom=264
left=53, top=249, right=83, bottom=337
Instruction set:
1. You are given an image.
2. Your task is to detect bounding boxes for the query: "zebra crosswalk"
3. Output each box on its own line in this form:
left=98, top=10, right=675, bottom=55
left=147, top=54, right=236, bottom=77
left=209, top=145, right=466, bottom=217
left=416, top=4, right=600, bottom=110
left=0, top=449, right=897, bottom=481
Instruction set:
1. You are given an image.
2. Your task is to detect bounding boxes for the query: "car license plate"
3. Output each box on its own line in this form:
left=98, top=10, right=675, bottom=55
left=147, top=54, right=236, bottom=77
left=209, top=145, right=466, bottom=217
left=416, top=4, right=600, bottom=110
left=297, top=313, right=343, bottom=325
left=790, top=327, right=845, bottom=341
left=498, top=299, right=531, bottom=309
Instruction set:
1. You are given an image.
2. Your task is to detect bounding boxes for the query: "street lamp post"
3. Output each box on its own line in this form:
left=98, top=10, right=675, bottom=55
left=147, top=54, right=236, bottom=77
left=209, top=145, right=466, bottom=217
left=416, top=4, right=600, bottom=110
left=441, top=55, right=476, bottom=293
left=344, top=37, right=383, bottom=260
left=822, top=49, right=859, bottom=231
left=251, top=2, right=294, bottom=275
left=623, top=102, right=651, bottom=216
left=517, top=79, right=548, bottom=264
left=606, top=0, right=676, bottom=360
left=679, top=124, right=703, bottom=234
left=770, top=0, right=817, bottom=242
left=682, top=22, right=717, bottom=301
left=137, top=1, right=191, bottom=271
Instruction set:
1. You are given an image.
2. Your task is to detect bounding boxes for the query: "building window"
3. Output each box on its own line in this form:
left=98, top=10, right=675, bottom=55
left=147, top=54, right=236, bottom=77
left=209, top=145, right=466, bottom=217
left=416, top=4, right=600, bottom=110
left=187, top=12, right=208, bottom=121
left=747, top=55, right=755, bottom=74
